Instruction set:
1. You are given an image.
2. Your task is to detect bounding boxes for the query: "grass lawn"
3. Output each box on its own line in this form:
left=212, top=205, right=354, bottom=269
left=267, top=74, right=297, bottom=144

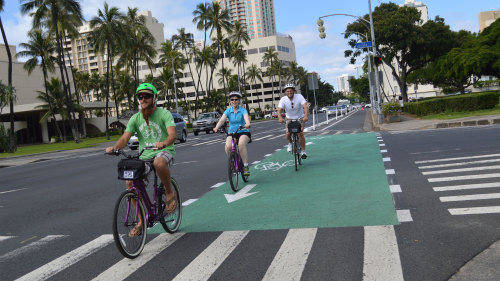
left=421, top=104, right=500, bottom=120
left=0, top=135, right=120, bottom=158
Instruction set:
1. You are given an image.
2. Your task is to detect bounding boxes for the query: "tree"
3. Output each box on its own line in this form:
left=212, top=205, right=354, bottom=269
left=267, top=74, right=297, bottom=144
left=1, top=0, right=15, bottom=151
left=262, top=48, right=278, bottom=109
left=348, top=76, right=370, bottom=102
left=17, top=29, right=63, bottom=141
left=246, top=64, right=264, bottom=110
left=344, top=3, right=458, bottom=102
left=88, top=1, right=124, bottom=140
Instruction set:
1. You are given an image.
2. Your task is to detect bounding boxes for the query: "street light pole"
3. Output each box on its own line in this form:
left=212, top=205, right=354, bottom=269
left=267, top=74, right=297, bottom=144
left=368, top=0, right=383, bottom=119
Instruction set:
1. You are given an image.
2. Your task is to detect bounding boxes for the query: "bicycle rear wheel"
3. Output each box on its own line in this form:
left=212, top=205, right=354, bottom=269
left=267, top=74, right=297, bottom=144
left=228, top=151, right=240, bottom=192
left=112, top=190, right=147, bottom=259
left=158, top=178, right=182, bottom=233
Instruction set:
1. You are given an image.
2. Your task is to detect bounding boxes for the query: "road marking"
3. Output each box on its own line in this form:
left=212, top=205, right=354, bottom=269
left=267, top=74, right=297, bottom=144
left=0, top=235, right=67, bottom=262
left=262, top=228, right=317, bottom=281
left=172, top=231, right=249, bottom=281
left=379, top=143, right=386, bottom=147
left=269, top=134, right=283, bottom=140
left=386, top=169, right=395, bottom=175
left=383, top=157, right=391, bottom=162
left=254, top=134, right=274, bottom=141
left=422, top=165, right=500, bottom=175
left=381, top=149, right=388, bottom=153
left=211, top=182, right=225, bottom=188
left=448, top=206, right=500, bottom=215
left=251, top=160, right=260, bottom=165
left=174, top=160, right=199, bottom=166
left=363, top=225, right=404, bottom=281
left=0, top=236, right=14, bottom=242
left=20, top=236, right=37, bottom=244
left=418, top=158, right=500, bottom=169
left=15, top=235, right=113, bottom=281
left=334, top=131, right=343, bottom=134
left=265, top=154, right=272, bottom=157
left=192, top=139, right=222, bottom=146
left=397, top=210, right=413, bottom=222
left=415, top=153, right=500, bottom=164
left=275, top=149, right=281, bottom=151
left=434, top=182, right=500, bottom=192
left=390, top=185, right=402, bottom=193
left=224, top=184, right=258, bottom=203
left=182, top=199, right=198, bottom=206
left=440, top=193, right=500, bottom=202
left=428, top=173, right=500, bottom=182
left=320, top=131, right=329, bottom=135
left=0, top=188, right=28, bottom=195
left=92, top=233, right=184, bottom=281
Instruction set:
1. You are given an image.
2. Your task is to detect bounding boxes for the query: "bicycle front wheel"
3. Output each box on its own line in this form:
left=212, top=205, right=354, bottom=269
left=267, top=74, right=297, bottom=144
left=228, top=151, right=240, bottom=192
left=158, top=178, right=182, bottom=233
left=293, top=135, right=299, bottom=171
left=112, top=191, right=147, bottom=259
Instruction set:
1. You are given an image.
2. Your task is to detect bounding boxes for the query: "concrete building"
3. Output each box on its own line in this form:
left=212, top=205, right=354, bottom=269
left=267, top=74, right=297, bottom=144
left=479, top=9, right=500, bottom=32
left=215, top=0, right=276, bottom=39
left=336, top=74, right=354, bottom=94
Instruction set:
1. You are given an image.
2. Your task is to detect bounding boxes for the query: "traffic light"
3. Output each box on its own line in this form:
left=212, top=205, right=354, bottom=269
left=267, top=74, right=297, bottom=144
left=317, top=19, right=326, bottom=39
left=374, top=56, right=383, bottom=66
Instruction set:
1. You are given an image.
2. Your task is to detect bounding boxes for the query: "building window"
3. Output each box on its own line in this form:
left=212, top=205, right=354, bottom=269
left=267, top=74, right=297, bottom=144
left=247, top=48, right=258, bottom=55
left=259, top=47, right=268, bottom=53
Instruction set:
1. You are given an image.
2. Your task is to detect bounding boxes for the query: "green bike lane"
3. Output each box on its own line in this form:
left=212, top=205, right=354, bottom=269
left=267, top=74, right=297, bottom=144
left=151, top=132, right=399, bottom=234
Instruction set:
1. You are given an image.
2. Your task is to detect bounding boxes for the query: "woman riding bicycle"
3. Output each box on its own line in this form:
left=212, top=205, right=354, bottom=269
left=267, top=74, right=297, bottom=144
left=213, top=91, right=252, bottom=176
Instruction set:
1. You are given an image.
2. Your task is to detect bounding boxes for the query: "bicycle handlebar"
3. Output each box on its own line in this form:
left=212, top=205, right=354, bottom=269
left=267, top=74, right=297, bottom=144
left=105, top=146, right=158, bottom=158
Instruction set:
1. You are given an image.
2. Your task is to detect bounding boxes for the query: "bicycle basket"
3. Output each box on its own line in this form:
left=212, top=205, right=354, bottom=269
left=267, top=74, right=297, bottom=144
left=117, top=158, right=146, bottom=180
left=288, top=121, right=302, bottom=133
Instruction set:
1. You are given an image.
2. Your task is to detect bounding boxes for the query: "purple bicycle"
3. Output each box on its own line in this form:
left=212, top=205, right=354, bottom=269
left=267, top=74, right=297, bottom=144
left=224, top=126, right=249, bottom=192
left=107, top=147, right=182, bottom=259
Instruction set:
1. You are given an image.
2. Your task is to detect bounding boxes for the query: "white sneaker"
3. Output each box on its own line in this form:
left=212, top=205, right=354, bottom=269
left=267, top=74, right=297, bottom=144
left=300, top=150, right=308, bottom=159
left=287, top=143, right=292, bottom=152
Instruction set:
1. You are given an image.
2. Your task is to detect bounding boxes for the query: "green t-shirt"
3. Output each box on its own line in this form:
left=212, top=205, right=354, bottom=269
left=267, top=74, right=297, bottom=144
left=125, top=108, right=176, bottom=160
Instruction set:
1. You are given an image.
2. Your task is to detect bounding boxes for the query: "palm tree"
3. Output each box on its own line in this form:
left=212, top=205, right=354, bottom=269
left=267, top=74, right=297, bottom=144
left=17, top=29, right=63, bottom=141
left=192, top=2, right=211, bottom=102
left=20, top=0, right=83, bottom=143
left=230, top=20, right=250, bottom=89
left=114, top=69, right=135, bottom=111
left=246, top=64, right=264, bottom=111
left=1, top=0, right=15, bottom=152
left=88, top=1, right=124, bottom=140
left=231, top=41, right=247, bottom=92
left=262, top=48, right=278, bottom=109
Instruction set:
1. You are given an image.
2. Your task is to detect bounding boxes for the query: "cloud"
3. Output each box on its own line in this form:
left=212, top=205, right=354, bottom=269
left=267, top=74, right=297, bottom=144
left=2, top=12, right=32, bottom=47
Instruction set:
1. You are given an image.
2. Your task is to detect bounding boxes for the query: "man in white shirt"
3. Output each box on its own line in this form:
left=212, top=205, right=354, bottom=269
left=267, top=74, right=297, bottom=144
left=277, top=83, right=309, bottom=159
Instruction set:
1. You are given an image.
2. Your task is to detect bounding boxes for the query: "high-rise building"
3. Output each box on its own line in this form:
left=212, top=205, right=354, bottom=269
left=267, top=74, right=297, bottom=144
left=479, top=9, right=500, bottom=32
left=215, top=0, right=276, bottom=39
left=401, top=0, right=428, bottom=24
left=336, top=74, right=354, bottom=94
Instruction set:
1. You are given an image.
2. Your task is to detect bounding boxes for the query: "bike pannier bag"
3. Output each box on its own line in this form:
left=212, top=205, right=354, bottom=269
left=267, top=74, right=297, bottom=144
left=117, top=159, right=145, bottom=180
left=288, top=121, right=302, bottom=133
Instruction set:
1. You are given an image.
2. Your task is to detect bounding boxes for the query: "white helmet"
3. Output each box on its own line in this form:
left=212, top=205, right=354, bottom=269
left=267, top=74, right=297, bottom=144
left=229, top=91, right=242, bottom=99
left=284, top=83, right=295, bottom=91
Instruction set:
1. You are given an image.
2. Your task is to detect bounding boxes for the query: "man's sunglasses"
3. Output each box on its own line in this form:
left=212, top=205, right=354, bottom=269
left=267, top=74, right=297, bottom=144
left=230, top=98, right=239, bottom=101
left=137, top=94, right=153, bottom=100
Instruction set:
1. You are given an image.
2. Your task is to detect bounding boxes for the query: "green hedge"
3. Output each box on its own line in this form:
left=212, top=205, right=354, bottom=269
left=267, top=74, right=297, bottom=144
left=404, top=92, right=500, bottom=116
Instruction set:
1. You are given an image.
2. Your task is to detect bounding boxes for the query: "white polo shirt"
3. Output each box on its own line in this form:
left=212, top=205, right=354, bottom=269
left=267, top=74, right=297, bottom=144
left=278, top=94, right=307, bottom=119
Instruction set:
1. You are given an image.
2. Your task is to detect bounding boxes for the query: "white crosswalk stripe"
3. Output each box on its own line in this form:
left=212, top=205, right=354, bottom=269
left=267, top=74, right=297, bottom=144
left=0, top=235, right=67, bottom=262
left=363, top=225, right=404, bottom=281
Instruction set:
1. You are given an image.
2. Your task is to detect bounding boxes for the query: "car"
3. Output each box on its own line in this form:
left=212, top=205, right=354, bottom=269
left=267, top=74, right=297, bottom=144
left=127, top=133, right=139, bottom=150
left=264, top=113, right=272, bottom=119
left=364, top=103, right=372, bottom=108
left=192, top=112, right=224, bottom=136
left=320, top=106, right=328, bottom=113
left=326, top=106, right=338, bottom=116
left=171, top=112, right=188, bottom=143
left=337, top=105, right=348, bottom=115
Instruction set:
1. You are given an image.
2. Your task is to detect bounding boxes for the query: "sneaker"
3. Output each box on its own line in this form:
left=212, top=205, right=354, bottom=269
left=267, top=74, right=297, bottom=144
left=244, top=166, right=250, bottom=176
left=300, top=150, right=308, bottom=159
left=287, top=143, right=292, bottom=152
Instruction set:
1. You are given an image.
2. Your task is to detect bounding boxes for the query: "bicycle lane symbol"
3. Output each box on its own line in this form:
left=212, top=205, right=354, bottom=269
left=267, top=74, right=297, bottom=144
left=253, top=160, right=295, bottom=172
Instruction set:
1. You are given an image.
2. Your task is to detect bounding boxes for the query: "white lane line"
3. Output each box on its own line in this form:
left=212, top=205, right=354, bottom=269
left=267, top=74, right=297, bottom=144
left=320, top=131, right=329, bottom=135
left=211, top=182, right=225, bottom=188
left=363, top=225, right=404, bottom=281
left=381, top=149, right=388, bottom=153
left=254, top=134, right=274, bottom=141
left=449, top=206, right=500, bottom=215
left=0, top=188, right=28, bottom=195
left=265, top=154, right=272, bottom=157
left=418, top=158, right=500, bottom=169
left=275, top=149, right=281, bottom=151
left=428, top=173, right=500, bottom=182
left=415, top=153, right=500, bottom=164
left=182, top=199, right=198, bottom=206
left=334, top=131, right=343, bottom=135
left=422, top=165, right=500, bottom=175
left=0, top=236, right=14, bottom=242
left=378, top=139, right=384, bottom=142
left=0, top=235, right=67, bottom=262
left=379, top=143, right=386, bottom=147
left=386, top=169, right=395, bottom=175
left=172, top=231, right=249, bottom=281
left=383, top=157, right=391, bottom=162
left=192, top=139, right=222, bottom=146
left=251, top=161, right=261, bottom=165
left=262, top=228, right=317, bottom=281
left=390, top=185, right=402, bottom=193
left=15, top=235, right=113, bottom=281
left=269, top=134, right=283, bottom=140
left=397, top=210, right=413, bottom=222
left=434, top=182, right=500, bottom=192
left=174, top=161, right=199, bottom=166
left=440, top=193, right=500, bottom=202
left=92, top=233, right=184, bottom=281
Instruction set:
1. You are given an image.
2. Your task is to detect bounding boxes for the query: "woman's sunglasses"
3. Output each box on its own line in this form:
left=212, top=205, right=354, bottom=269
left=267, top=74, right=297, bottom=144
left=230, top=98, right=239, bottom=101
left=137, top=94, right=153, bottom=100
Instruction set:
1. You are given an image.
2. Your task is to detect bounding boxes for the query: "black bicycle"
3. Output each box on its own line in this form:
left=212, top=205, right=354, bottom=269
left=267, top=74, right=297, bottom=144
left=106, top=147, right=182, bottom=259
left=287, top=120, right=302, bottom=171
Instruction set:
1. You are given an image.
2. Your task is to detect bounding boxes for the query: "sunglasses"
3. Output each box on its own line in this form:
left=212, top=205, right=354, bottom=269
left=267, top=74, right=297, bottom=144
left=230, top=98, right=239, bottom=101
left=137, top=94, right=153, bottom=100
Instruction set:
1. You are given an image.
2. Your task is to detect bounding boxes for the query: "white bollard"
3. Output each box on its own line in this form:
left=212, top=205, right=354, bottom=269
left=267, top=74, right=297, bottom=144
left=326, top=111, right=329, bottom=124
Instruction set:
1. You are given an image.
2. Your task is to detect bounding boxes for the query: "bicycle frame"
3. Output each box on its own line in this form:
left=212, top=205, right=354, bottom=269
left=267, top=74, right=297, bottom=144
left=129, top=167, right=161, bottom=228
left=230, top=136, right=244, bottom=173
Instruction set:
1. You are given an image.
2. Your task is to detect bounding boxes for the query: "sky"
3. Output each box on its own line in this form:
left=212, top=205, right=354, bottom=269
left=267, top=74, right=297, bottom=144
left=1, top=0, right=499, bottom=90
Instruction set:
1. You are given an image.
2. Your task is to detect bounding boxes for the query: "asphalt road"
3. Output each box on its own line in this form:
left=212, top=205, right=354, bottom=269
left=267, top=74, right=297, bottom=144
left=1, top=109, right=499, bottom=281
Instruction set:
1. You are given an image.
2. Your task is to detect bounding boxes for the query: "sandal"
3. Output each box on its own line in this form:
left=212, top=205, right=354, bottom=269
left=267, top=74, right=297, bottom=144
left=128, top=224, right=142, bottom=237
left=165, top=194, right=178, bottom=213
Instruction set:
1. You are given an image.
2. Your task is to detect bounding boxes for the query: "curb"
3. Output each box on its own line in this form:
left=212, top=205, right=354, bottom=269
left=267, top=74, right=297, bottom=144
left=435, top=119, right=500, bottom=129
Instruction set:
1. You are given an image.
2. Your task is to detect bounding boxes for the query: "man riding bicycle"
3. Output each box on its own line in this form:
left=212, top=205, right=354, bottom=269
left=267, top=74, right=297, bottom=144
left=213, top=91, right=252, bottom=176
left=105, top=83, right=177, bottom=236
left=278, top=83, right=309, bottom=159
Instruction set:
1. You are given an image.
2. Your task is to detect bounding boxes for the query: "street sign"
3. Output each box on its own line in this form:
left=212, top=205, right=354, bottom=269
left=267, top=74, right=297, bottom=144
left=354, top=41, right=373, bottom=49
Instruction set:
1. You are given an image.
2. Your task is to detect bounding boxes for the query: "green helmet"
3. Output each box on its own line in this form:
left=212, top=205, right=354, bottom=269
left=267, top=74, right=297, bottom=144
left=136, top=83, right=158, bottom=97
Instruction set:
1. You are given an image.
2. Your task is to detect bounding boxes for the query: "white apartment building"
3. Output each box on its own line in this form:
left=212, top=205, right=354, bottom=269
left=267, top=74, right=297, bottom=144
left=336, top=74, right=354, bottom=94
left=216, top=0, right=276, bottom=39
